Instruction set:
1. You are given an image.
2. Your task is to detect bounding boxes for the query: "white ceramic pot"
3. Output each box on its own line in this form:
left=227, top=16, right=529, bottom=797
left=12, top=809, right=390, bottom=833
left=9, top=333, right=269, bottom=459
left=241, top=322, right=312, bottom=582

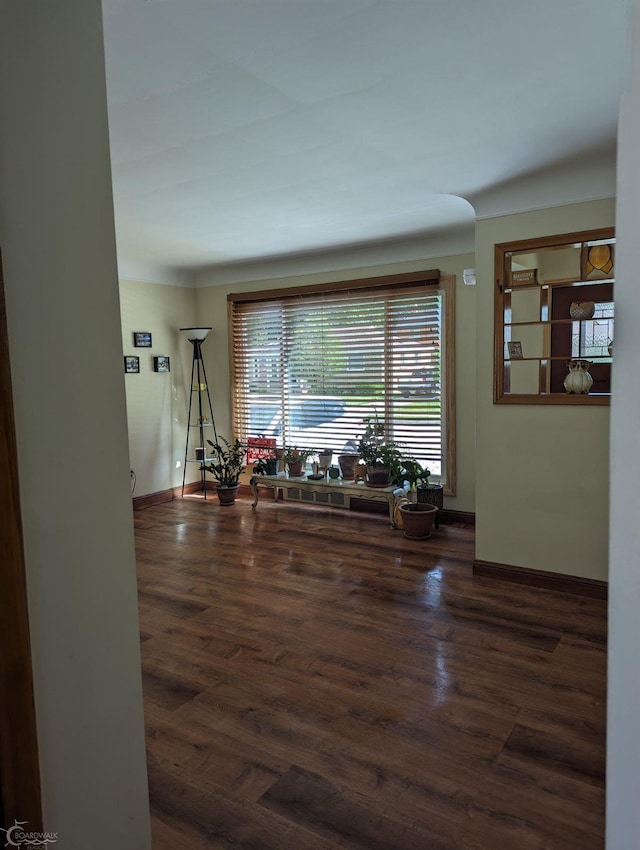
left=318, top=450, right=333, bottom=471
left=564, top=359, right=593, bottom=394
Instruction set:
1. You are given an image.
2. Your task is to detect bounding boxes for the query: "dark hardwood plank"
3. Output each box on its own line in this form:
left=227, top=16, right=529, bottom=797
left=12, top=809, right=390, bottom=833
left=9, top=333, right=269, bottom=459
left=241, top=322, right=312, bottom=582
left=499, top=722, right=605, bottom=787
left=141, top=663, right=203, bottom=712
left=260, top=765, right=457, bottom=850
left=145, top=702, right=288, bottom=802
left=138, top=586, right=210, bottom=620
left=135, top=496, right=607, bottom=850
left=148, top=751, right=343, bottom=850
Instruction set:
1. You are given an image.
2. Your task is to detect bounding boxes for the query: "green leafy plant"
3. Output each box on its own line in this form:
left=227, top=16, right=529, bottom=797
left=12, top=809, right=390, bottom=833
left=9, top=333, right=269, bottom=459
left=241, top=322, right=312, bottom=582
left=357, top=417, right=402, bottom=464
left=357, top=415, right=383, bottom=464
left=357, top=415, right=405, bottom=484
left=252, top=456, right=278, bottom=476
left=203, top=437, right=246, bottom=487
left=282, top=446, right=315, bottom=463
left=401, top=458, right=431, bottom=489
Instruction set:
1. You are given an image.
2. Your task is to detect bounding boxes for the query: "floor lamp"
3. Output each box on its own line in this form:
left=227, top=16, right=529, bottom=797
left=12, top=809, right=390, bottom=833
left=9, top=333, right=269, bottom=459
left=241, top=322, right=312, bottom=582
left=180, top=327, right=219, bottom=498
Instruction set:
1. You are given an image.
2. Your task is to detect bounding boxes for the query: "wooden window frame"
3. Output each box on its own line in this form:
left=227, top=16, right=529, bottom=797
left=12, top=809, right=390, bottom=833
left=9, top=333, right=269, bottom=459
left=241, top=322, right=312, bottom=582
left=228, top=270, right=456, bottom=495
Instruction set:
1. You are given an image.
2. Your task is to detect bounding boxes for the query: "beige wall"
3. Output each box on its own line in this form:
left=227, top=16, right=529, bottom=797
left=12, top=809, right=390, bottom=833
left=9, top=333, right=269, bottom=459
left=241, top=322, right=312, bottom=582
left=196, top=253, right=477, bottom=512
left=0, top=1, right=151, bottom=846
left=475, top=198, right=615, bottom=580
left=120, top=278, right=198, bottom=494
left=607, top=0, right=640, bottom=838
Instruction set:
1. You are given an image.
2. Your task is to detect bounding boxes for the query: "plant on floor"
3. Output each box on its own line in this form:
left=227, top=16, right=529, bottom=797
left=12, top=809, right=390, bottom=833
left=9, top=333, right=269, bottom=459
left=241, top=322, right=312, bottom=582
left=401, top=458, right=431, bottom=489
left=398, top=501, right=438, bottom=540
left=203, top=437, right=246, bottom=504
left=401, top=456, right=441, bottom=526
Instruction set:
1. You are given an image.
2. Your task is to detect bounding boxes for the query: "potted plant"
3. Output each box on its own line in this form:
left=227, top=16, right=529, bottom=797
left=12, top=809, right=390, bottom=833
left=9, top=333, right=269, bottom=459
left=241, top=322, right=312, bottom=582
left=398, top=501, right=438, bottom=540
left=402, top=458, right=433, bottom=494
left=337, top=452, right=359, bottom=480
left=401, top=457, right=443, bottom=528
left=283, top=446, right=314, bottom=477
left=202, top=437, right=246, bottom=505
left=357, top=416, right=403, bottom=487
left=318, top=449, right=333, bottom=475
left=252, top=455, right=278, bottom=476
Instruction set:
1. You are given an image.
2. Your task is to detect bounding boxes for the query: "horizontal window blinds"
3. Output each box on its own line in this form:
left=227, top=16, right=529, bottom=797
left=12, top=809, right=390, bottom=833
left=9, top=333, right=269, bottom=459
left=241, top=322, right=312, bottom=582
left=230, top=281, right=448, bottom=478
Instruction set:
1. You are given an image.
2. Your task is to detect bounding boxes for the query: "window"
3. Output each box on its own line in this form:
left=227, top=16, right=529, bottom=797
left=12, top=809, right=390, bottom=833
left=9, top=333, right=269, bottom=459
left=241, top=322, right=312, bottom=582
left=229, top=270, right=456, bottom=491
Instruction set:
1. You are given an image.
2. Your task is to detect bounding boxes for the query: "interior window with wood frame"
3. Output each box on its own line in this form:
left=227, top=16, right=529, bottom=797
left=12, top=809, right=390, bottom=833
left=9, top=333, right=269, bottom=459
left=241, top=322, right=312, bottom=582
left=494, top=227, right=615, bottom=405
left=228, top=270, right=456, bottom=493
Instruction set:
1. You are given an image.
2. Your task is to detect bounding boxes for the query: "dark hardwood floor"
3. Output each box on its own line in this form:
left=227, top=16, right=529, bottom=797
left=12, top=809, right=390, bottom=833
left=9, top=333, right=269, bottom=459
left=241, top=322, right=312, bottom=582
left=134, top=496, right=606, bottom=850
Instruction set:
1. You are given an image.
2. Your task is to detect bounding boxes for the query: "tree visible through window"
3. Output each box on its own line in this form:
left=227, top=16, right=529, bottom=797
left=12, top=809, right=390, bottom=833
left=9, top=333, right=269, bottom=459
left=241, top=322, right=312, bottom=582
left=229, top=272, right=455, bottom=487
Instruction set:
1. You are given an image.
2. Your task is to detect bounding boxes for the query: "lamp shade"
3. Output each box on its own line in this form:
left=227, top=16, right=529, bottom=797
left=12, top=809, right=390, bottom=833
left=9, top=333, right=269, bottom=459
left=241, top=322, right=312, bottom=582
left=179, top=327, right=212, bottom=341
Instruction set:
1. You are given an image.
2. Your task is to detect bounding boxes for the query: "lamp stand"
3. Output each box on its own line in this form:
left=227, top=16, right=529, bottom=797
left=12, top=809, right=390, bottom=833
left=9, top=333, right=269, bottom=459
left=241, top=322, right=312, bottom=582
left=181, top=336, right=219, bottom=498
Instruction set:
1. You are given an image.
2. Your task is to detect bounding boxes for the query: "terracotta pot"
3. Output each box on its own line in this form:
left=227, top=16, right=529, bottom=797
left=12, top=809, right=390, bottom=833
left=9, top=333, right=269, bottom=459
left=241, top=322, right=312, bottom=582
left=338, top=454, right=359, bottom=480
left=398, top=502, right=438, bottom=540
left=216, top=484, right=240, bottom=506
left=365, top=465, right=391, bottom=487
left=287, top=459, right=304, bottom=477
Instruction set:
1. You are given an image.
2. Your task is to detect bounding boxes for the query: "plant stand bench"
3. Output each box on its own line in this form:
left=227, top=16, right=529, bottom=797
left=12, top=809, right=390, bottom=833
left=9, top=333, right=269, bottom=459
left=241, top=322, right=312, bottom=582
left=250, top=474, right=407, bottom=528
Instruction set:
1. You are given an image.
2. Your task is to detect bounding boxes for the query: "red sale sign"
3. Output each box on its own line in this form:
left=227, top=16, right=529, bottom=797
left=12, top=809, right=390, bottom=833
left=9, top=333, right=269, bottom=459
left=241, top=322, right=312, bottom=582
left=246, top=437, right=277, bottom=463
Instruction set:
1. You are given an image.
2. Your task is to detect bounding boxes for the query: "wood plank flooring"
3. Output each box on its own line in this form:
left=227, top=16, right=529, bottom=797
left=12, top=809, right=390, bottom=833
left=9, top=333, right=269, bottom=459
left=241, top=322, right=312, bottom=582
left=134, top=496, right=607, bottom=850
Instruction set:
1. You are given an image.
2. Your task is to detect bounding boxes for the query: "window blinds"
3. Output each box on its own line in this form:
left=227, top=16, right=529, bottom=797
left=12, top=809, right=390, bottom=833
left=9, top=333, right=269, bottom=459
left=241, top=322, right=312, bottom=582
left=230, top=281, right=448, bottom=478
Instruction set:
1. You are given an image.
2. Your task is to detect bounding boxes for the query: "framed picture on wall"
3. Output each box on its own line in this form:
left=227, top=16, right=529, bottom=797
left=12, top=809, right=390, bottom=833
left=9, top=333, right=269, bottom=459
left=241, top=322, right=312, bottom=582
left=153, top=356, right=170, bottom=373
left=124, top=356, right=140, bottom=374
left=133, top=331, right=152, bottom=347
left=507, top=341, right=523, bottom=360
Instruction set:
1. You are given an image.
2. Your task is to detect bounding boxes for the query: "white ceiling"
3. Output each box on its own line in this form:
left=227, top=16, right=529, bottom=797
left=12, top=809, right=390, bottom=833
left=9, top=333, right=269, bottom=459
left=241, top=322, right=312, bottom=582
left=102, top=0, right=627, bottom=281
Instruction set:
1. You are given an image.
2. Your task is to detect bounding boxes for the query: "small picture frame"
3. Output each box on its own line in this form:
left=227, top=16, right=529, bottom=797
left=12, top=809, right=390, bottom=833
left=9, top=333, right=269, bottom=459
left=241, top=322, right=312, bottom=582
left=133, top=331, right=152, bottom=348
left=507, top=341, right=523, bottom=360
left=153, top=356, right=170, bottom=373
left=124, top=356, right=140, bottom=373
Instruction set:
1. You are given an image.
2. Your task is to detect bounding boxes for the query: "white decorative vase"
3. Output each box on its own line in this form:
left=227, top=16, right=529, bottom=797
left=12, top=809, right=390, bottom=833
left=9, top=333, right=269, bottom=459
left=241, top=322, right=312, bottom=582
left=564, top=359, right=593, bottom=394
left=570, top=301, right=596, bottom=320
